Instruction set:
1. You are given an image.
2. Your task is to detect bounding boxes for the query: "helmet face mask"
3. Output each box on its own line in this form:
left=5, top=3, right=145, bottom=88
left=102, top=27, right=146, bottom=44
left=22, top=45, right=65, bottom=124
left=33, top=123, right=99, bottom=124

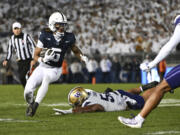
left=68, top=87, right=88, bottom=107
left=49, top=12, right=67, bottom=32
left=54, top=22, right=67, bottom=33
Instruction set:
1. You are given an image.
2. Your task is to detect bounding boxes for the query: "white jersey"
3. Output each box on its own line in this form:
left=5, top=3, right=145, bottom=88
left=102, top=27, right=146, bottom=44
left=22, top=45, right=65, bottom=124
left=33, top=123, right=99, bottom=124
left=81, top=89, right=137, bottom=112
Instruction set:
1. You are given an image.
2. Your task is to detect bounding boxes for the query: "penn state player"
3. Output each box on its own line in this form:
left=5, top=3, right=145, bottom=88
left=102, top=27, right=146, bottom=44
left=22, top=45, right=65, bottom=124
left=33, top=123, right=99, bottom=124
left=24, top=11, right=88, bottom=117
left=118, top=15, right=180, bottom=128
left=53, top=82, right=158, bottom=114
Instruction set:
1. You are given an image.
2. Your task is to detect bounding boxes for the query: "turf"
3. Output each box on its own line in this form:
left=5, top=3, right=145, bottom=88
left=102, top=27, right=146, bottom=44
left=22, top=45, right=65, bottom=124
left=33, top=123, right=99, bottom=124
left=0, top=84, right=180, bottom=135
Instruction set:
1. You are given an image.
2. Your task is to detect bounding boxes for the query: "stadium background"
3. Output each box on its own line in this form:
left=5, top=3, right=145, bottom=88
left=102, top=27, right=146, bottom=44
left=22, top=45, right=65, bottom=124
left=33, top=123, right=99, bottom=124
left=0, top=0, right=180, bottom=84
left=0, top=1, right=180, bottom=135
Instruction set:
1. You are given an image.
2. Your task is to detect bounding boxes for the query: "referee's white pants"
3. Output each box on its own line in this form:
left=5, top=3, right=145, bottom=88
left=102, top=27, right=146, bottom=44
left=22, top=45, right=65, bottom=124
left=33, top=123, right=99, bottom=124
left=24, top=64, right=62, bottom=104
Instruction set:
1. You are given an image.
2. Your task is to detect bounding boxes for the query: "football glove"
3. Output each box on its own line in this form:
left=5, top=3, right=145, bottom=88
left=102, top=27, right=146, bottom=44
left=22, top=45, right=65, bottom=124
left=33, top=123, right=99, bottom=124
left=43, top=49, right=55, bottom=63
left=53, top=108, right=73, bottom=115
left=140, top=62, right=150, bottom=72
left=80, top=54, right=88, bottom=64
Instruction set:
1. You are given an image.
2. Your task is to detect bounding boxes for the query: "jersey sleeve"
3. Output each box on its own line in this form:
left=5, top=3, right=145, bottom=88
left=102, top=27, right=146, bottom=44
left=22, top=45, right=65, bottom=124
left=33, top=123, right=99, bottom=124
left=36, top=40, right=44, bottom=48
left=150, top=24, right=180, bottom=68
left=69, top=33, right=76, bottom=47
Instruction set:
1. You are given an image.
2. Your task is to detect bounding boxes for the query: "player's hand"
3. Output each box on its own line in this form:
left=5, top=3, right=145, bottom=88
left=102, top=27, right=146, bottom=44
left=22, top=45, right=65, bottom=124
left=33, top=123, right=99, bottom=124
left=2, top=60, right=8, bottom=67
left=140, top=62, right=150, bottom=72
left=30, top=60, right=36, bottom=68
left=53, top=108, right=73, bottom=115
left=80, top=54, right=88, bottom=64
left=43, top=49, right=55, bottom=63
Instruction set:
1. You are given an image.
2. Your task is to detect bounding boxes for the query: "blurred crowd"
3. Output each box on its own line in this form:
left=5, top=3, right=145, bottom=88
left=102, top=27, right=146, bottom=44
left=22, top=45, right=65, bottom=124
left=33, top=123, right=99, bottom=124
left=0, top=55, right=141, bottom=84
left=0, top=0, right=180, bottom=84
left=0, top=0, right=180, bottom=55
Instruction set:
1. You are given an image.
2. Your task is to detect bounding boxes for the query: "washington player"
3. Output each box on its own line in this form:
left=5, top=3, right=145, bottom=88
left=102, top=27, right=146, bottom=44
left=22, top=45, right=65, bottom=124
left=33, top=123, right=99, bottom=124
left=118, top=15, right=180, bottom=128
left=24, top=11, right=88, bottom=117
left=53, top=81, right=158, bottom=114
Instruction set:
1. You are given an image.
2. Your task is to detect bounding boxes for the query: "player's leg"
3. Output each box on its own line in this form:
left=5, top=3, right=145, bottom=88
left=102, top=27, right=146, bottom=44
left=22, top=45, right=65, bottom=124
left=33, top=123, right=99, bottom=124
left=118, top=80, right=170, bottom=128
left=127, top=81, right=159, bottom=95
left=117, top=90, right=145, bottom=110
left=141, top=87, right=156, bottom=101
left=29, top=67, right=61, bottom=117
left=118, top=64, right=180, bottom=128
left=35, top=67, right=62, bottom=104
left=139, top=79, right=171, bottom=118
left=24, top=65, right=43, bottom=116
left=24, top=65, right=43, bottom=104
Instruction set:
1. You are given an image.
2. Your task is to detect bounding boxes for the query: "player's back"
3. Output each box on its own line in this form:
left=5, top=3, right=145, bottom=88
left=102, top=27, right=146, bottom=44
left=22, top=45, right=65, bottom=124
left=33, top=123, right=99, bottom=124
left=82, top=89, right=127, bottom=111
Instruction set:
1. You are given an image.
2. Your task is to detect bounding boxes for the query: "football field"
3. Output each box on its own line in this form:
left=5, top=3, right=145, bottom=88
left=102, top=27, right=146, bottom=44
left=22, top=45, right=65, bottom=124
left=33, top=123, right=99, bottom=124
left=0, top=84, right=180, bottom=135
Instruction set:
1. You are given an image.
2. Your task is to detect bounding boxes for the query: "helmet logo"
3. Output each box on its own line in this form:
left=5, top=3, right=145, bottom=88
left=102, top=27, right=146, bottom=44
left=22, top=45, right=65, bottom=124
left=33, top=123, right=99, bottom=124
left=74, top=92, right=81, bottom=98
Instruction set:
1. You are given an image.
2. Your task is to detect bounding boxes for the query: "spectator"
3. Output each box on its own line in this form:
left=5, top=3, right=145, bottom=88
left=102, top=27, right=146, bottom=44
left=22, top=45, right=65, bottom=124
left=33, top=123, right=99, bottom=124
left=123, top=58, right=133, bottom=82
left=70, top=59, right=84, bottom=83
left=86, top=57, right=98, bottom=83
left=131, top=58, right=141, bottom=82
left=100, top=55, right=112, bottom=83
left=111, top=56, right=121, bottom=83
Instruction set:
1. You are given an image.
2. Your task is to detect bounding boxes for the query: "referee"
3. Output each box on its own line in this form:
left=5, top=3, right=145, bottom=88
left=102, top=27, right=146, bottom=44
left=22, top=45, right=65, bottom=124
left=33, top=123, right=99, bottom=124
left=2, top=22, right=36, bottom=87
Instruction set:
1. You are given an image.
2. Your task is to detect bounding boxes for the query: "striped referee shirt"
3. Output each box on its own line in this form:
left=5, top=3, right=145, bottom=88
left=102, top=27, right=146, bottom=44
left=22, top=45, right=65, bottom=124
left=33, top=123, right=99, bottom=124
left=6, top=33, right=36, bottom=61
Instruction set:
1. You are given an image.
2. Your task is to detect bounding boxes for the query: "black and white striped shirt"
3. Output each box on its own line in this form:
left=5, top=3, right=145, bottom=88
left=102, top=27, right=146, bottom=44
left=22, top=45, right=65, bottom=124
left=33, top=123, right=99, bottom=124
left=6, top=33, right=36, bottom=61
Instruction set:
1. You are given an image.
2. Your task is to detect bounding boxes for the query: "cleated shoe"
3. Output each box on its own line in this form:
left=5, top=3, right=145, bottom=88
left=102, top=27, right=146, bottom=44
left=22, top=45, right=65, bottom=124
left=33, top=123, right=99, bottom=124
left=26, top=102, right=39, bottom=117
left=141, top=81, right=159, bottom=91
left=26, top=103, right=33, bottom=116
left=118, top=116, right=143, bottom=128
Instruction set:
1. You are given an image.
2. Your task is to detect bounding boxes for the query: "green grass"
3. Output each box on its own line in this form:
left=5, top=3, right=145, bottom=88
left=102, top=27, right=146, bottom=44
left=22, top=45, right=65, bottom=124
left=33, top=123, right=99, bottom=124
left=0, top=84, right=180, bottom=135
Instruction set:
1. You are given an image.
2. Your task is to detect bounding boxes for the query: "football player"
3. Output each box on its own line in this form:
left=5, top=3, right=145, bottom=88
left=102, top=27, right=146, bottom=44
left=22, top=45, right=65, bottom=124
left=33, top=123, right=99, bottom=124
left=53, top=81, right=158, bottom=114
left=24, top=11, right=88, bottom=117
left=118, top=15, right=180, bottom=128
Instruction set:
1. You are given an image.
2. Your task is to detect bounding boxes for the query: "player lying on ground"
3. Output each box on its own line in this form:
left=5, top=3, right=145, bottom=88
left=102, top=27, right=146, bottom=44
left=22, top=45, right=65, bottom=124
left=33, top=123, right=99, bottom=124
left=53, top=81, right=158, bottom=114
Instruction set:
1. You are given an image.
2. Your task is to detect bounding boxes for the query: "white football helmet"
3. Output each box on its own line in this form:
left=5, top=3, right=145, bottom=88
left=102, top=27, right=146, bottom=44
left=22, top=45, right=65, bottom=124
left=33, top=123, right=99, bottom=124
left=68, top=87, right=88, bottom=107
left=48, top=12, right=67, bottom=32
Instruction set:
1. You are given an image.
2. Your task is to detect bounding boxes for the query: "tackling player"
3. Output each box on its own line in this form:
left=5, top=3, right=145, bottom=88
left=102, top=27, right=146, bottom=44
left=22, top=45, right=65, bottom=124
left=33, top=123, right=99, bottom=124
left=24, top=11, right=88, bottom=117
left=118, top=15, right=180, bottom=128
left=53, top=81, right=158, bottom=114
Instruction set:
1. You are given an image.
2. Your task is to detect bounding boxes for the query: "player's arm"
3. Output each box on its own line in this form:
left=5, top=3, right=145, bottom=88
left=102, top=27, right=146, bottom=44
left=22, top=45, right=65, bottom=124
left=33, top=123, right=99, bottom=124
left=71, top=44, right=88, bottom=64
left=147, top=25, right=180, bottom=70
left=31, top=47, right=42, bottom=68
left=73, top=104, right=105, bottom=113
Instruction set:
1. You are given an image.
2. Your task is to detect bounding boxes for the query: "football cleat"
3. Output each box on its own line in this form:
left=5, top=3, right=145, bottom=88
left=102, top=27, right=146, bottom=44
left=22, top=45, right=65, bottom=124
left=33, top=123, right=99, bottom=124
left=141, top=81, right=159, bottom=91
left=26, top=102, right=39, bottom=117
left=118, top=116, right=143, bottom=128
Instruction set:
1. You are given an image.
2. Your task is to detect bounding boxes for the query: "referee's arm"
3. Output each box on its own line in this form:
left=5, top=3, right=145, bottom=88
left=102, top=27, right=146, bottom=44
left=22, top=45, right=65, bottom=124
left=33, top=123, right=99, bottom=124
left=2, top=39, right=13, bottom=67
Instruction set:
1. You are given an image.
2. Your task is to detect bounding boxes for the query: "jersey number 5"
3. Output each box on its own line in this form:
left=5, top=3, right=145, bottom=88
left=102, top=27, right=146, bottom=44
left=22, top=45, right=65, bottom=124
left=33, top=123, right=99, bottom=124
left=100, top=94, right=114, bottom=103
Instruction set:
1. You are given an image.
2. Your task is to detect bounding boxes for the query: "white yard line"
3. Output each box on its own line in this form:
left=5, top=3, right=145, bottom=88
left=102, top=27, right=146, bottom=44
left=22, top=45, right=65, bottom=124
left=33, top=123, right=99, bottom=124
left=1, top=99, right=180, bottom=107
left=0, top=118, right=39, bottom=123
left=145, top=131, right=180, bottom=135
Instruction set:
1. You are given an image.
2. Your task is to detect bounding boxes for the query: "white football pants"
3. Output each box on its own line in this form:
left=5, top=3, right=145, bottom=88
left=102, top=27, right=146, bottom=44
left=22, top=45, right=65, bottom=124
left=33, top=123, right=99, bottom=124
left=24, top=64, right=62, bottom=104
